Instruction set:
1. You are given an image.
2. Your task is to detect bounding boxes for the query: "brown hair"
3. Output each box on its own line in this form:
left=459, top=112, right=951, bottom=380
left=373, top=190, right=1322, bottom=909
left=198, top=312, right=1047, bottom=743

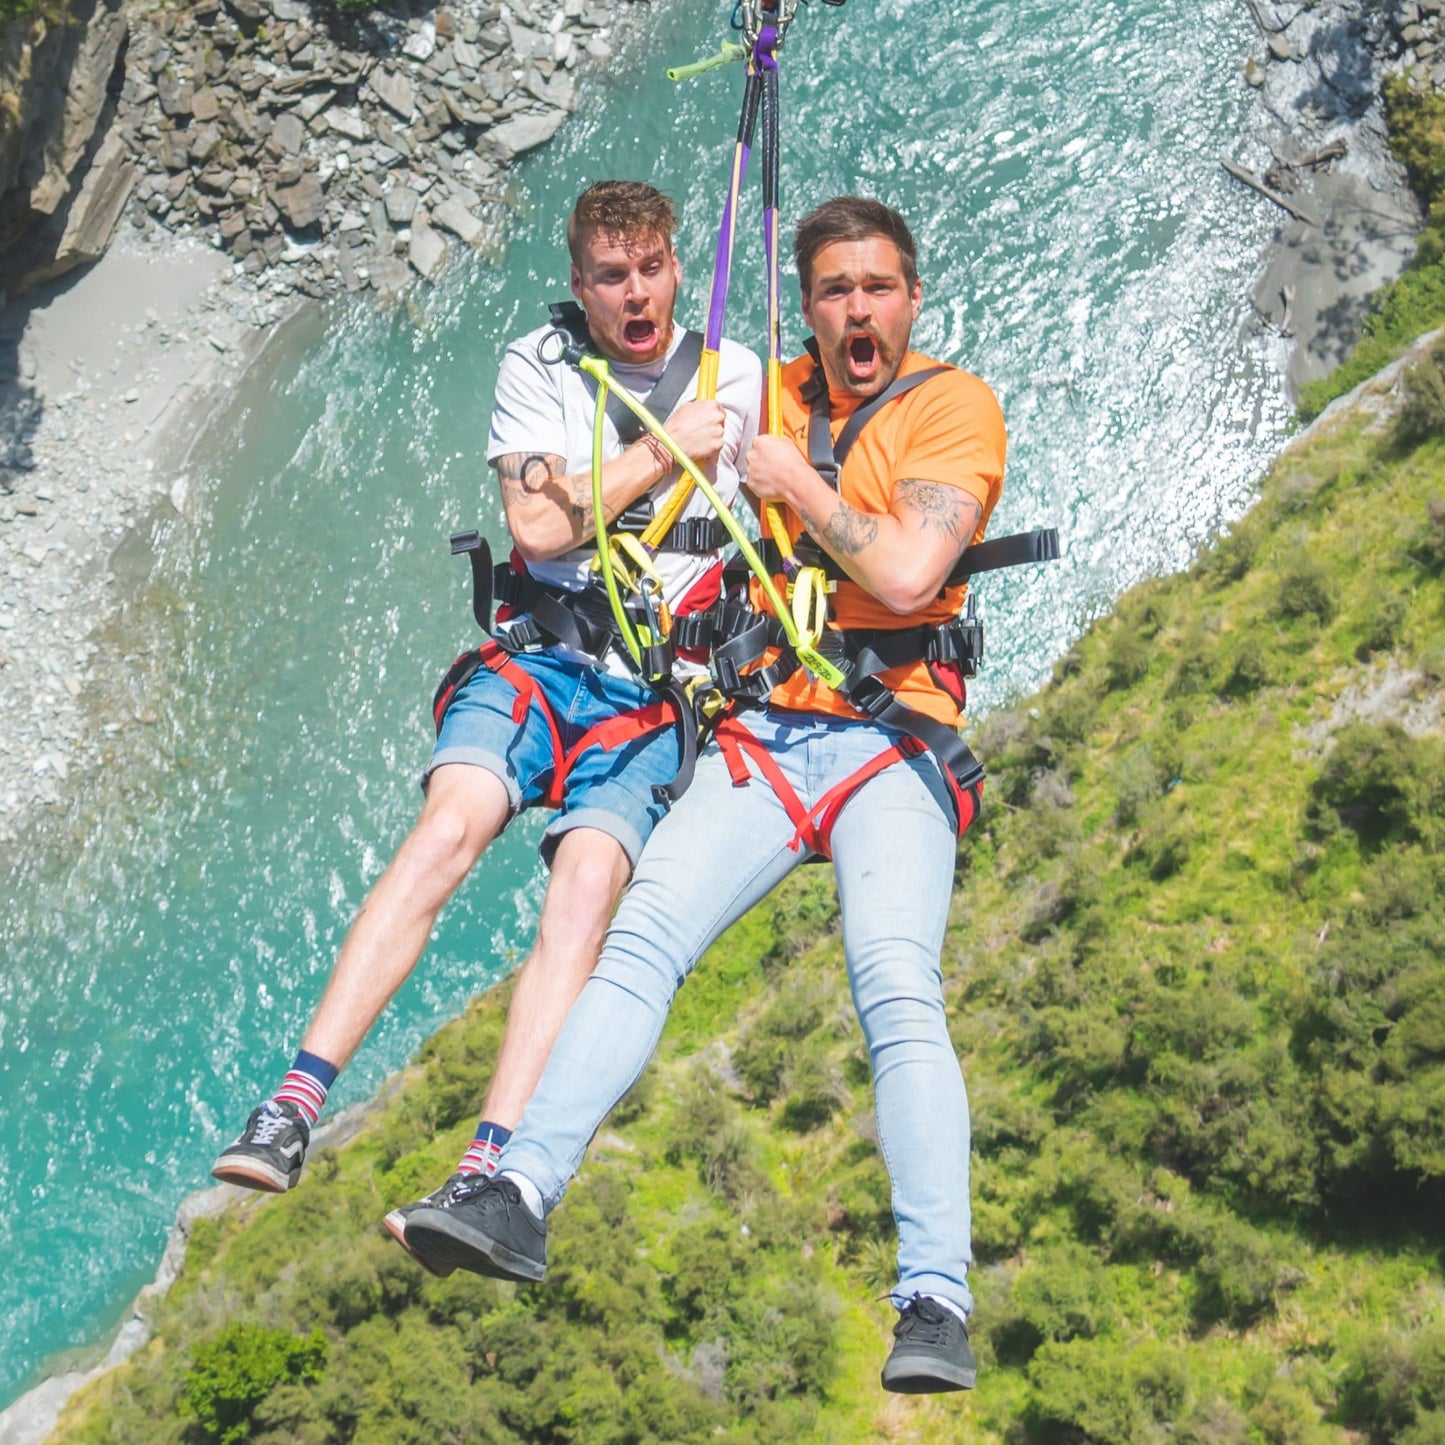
left=567, top=181, right=679, bottom=265
left=793, top=196, right=918, bottom=292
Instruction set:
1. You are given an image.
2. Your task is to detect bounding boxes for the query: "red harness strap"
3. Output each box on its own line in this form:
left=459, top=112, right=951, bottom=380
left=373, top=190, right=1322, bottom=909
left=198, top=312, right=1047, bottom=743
left=474, top=643, right=678, bottom=809
left=713, top=716, right=980, bottom=860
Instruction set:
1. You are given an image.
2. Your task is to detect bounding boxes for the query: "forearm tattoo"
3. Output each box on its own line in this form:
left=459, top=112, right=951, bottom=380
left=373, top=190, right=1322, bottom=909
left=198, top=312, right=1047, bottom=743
left=895, top=478, right=978, bottom=542
left=800, top=499, right=879, bottom=556
left=494, top=451, right=624, bottom=536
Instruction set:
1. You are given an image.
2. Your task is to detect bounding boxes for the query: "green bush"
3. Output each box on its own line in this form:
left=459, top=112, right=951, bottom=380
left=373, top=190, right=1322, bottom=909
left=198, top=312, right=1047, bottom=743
left=1357, top=588, right=1410, bottom=658
left=1398, top=338, right=1445, bottom=445
left=181, top=1323, right=326, bottom=1445
left=1105, top=626, right=1150, bottom=688
left=1221, top=634, right=1272, bottom=695
left=1275, top=554, right=1338, bottom=624
left=1407, top=496, right=1445, bottom=573
left=1113, top=743, right=1161, bottom=824
left=1309, top=722, right=1445, bottom=846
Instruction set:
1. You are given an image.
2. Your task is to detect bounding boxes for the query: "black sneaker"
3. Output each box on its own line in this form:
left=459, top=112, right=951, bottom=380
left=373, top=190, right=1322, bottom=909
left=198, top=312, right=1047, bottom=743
left=381, top=1172, right=474, bottom=1277
left=403, top=1175, right=547, bottom=1283
left=210, top=1101, right=310, bottom=1193
left=881, top=1294, right=978, bottom=1394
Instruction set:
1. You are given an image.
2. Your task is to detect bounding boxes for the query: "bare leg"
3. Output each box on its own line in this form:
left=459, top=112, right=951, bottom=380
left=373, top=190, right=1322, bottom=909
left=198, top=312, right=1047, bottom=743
left=478, top=826, right=631, bottom=1129
left=298, top=763, right=512, bottom=1070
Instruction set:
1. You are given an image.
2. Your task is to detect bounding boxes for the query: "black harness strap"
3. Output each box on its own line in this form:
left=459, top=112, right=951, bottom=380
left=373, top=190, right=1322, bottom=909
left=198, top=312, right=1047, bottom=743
left=763, top=525, right=1061, bottom=591
left=548, top=300, right=705, bottom=447
left=801, top=341, right=950, bottom=489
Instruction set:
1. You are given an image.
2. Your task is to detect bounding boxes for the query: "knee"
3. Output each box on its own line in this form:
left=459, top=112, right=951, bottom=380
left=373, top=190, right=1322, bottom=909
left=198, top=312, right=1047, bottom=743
left=402, top=799, right=488, bottom=882
left=545, top=839, right=630, bottom=939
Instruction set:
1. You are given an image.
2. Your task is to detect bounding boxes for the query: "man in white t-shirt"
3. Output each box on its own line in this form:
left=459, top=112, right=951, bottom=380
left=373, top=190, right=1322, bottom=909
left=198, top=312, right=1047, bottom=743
left=211, top=183, right=762, bottom=1238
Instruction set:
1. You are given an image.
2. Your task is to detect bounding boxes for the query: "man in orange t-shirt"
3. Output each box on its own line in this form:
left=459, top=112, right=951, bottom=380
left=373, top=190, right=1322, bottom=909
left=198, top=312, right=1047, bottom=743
left=402, top=198, right=997, bottom=1398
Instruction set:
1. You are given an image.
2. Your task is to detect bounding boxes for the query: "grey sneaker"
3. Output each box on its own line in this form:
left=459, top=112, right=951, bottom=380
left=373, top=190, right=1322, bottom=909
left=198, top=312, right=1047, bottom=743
left=403, top=1175, right=547, bottom=1283
left=382, top=1172, right=473, bottom=1277
left=210, top=1101, right=310, bottom=1193
left=881, top=1295, right=978, bottom=1394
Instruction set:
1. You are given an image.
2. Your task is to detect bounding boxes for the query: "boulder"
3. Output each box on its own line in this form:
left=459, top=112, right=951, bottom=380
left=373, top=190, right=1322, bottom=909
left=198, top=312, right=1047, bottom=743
left=486, top=109, right=564, bottom=161
left=366, top=68, right=416, bottom=122
left=384, top=185, right=419, bottom=224
left=403, top=22, right=437, bottom=62
left=274, top=173, right=325, bottom=229
left=431, top=194, right=484, bottom=245
left=407, top=210, right=447, bottom=279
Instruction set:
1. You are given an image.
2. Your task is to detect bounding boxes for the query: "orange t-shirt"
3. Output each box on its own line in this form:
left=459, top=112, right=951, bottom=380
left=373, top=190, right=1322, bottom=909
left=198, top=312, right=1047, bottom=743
left=762, top=350, right=1006, bottom=726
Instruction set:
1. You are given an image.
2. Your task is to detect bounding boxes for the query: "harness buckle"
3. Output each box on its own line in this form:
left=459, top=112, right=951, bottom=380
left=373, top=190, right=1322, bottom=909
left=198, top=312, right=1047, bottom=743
left=845, top=674, right=896, bottom=722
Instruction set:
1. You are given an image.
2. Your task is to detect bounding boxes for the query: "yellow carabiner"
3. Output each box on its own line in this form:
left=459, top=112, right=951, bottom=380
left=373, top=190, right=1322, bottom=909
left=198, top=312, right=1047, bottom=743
left=789, top=566, right=846, bottom=689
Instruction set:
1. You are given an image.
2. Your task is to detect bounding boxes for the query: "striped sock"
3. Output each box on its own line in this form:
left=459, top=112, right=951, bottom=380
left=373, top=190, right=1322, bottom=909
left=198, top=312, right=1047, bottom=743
left=456, top=1120, right=512, bottom=1176
left=272, top=1049, right=339, bottom=1127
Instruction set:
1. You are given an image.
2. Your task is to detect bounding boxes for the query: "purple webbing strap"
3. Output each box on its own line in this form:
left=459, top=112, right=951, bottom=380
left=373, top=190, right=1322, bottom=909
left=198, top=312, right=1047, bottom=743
left=705, top=140, right=751, bottom=350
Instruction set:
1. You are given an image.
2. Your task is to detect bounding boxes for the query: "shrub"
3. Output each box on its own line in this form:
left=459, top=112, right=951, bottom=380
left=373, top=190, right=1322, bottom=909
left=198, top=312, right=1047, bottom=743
left=778, top=1043, right=846, bottom=1133
left=1221, top=635, right=1271, bottom=695
left=1310, top=722, right=1445, bottom=846
left=1407, top=496, right=1445, bottom=573
left=181, top=1323, right=327, bottom=1445
left=1275, top=554, right=1338, bottom=624
left=1105, top=626, right=1150, bottom=689
left=1113, top=744, right=1161, bottom=824
left=1357, top=588, right=1410, bottom=658
left=1397, top=336, right=1445, bottom=445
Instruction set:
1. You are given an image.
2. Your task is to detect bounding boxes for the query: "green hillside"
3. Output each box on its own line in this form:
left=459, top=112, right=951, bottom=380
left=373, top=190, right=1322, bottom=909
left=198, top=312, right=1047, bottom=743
left=51, top=337, right=1445, bottom=1442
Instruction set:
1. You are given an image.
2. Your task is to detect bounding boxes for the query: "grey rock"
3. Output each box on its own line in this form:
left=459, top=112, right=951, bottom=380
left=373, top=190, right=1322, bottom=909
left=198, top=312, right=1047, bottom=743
left=374, top=117, right=413, bottom=158
left=431, top=195, right=484, bottom=245
left=156, top=69, right=194, bottom=117
left=369, top=254, right=412, bottom=296
left=487, top=109, right=565, bottom=161
left=403, top=22, right=437, bottom=62
left=270, top=111, right=307, bottom=155
left=407, top=211, right=447, bottom=279
left=188, top=123, right=224, bottom=163
left=367, top=67, right=416, bottom=121
left=274, top=173, right=325, bottom=229
left=474, top=23, right=509, bottom=56
left=224, top=0, right=265, bottom=34
left=325, top=108, right=370, bottom=142
left=295, top=90, right=337, bottom=122
left=384, top=185, right=419, bottom=224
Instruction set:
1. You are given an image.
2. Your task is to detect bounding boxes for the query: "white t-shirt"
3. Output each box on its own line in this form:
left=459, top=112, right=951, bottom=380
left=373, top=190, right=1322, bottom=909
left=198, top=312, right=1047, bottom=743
left=486, top=323, right=761, bottom=628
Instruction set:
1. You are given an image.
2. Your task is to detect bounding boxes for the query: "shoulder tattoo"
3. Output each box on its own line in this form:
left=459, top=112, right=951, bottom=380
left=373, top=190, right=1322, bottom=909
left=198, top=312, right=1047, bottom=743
left=895, top=479, right=980, bottom=542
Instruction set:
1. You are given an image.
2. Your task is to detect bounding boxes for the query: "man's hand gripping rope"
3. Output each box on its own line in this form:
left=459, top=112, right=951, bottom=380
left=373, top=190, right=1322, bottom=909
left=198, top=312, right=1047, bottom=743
left=536, top=328, right=846, bottom=692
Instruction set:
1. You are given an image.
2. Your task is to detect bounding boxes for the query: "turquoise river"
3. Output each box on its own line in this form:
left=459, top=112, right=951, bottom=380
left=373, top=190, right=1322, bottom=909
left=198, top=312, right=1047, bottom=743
left=0, top=0, right=1292, bottom=1406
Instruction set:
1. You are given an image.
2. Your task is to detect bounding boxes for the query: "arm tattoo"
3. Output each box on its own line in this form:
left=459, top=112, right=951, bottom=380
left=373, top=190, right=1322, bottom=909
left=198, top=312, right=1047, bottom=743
left=801, top=500, right=879, bottom=556
left=895, top=479, right=979, bottom=542
left=494, top=452, right=566, bottom=507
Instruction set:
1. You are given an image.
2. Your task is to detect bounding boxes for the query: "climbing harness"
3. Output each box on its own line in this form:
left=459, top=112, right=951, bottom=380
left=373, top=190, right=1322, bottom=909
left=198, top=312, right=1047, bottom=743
left=693, top=349, right=1061, bottom=836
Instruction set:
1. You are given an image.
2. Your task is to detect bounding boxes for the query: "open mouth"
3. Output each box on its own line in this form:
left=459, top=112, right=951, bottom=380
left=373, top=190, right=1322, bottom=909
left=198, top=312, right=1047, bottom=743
left=847, top=333, right=879, bottom=378
left=623, top=319, right=660, bottom=351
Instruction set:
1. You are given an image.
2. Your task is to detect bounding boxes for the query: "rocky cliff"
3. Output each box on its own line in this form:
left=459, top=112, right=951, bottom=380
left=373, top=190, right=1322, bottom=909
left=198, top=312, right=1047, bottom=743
left=0, top=0, right=130, bottom=299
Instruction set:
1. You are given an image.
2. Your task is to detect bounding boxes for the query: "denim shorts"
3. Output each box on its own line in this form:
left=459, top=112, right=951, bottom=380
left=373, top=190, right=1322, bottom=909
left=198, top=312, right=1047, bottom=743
left=423, top=649, right=679, bottom=867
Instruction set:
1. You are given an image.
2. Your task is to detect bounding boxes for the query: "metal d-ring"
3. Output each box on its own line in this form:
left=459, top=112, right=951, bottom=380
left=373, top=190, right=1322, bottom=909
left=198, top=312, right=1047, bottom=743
left=536, top=328, right=575, bottom=366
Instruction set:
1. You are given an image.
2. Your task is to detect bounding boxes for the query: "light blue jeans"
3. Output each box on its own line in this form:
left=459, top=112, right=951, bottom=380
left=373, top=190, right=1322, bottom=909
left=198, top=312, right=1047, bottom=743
left=498, top=707, right=974, bottom=1316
